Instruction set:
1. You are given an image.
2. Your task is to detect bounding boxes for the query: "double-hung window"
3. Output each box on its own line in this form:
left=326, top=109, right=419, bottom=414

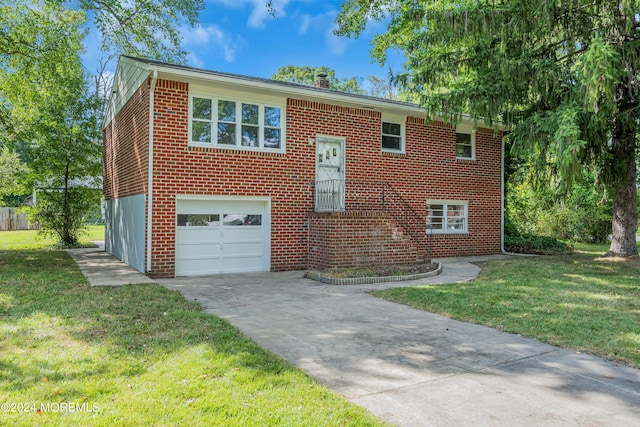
left=426, top=201, right=468, bottom=233
left=455, top=124, right=475, bottom=160
left=190, top=95, right=283, bottom=151
left=381, top=114, right=405, bottom=152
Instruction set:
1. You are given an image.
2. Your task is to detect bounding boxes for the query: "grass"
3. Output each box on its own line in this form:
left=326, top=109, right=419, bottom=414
left=0, top=231, right=387, bottom=426
left=374, top=242, right=640, bottom=368
left=0, top=225, right=105, bottom=249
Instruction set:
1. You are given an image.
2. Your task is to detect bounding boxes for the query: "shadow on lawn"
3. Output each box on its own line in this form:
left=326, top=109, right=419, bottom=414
left=0, top=249, right=290, bottom=391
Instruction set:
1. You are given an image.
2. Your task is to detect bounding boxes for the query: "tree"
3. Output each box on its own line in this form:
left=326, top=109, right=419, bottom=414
left=21, top=77, right=103, bottom=246
left=366, top=75, right=397, bottom=100
left=2, top=0, right=205, bottom=63
left=272, top=65, right=366, bottom=94
left=336, top=0, right=639, bottom=256
left=1, top=0, right=207, bottom=245
left=0, top=147, right=27, bottom=206
left=2, top=5, right=102, bottom=245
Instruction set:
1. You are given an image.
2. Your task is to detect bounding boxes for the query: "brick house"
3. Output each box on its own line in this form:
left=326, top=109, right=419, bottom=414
left=103, top=56, right=504, bottom=278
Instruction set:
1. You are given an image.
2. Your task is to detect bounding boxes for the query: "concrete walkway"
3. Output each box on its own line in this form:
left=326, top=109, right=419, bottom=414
left=158, top=257, right=640, bottom=427
left=68, top=245, right=156, bottom=286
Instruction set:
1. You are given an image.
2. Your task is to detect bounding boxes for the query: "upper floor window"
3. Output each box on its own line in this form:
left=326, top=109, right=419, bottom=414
left=455, top=124, right=475, bottom=160
left=381, top=114, right=405, bottom=153
left=426, top=200, right=468, bottom=233
left=190, top=95, right=283, bottom=151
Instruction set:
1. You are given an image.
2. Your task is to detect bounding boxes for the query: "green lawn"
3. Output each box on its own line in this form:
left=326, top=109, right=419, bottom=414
left=0, top=231, right=386, bottom=426
left=0, top=225, right=105, bottom=249
left=375, top=242, right=640, bottom=368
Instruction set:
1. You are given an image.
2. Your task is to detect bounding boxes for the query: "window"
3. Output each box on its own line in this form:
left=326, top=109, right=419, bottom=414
left=177, top=214, right=220, bottom=227
left=455, top=125, right=475, bottom=159
left=382, top=122, right=402, bottom=151
left=191, top=98, right=212, bottom=143
left=241, top=103, right=259, bottom=147
left=223, top=214, right=262, bottom=226
left=426, top=201, right=468, bottom=233
left=217, top=100, right=236, bottom=145
left=190, top=95, right=283, bottom=151
left=381, top=115, right=405, bottom=152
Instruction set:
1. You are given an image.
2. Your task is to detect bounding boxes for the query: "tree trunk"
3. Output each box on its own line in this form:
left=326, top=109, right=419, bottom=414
left=607, top=77, right=638, bottom=257
left=608, top=159, right=638, bottom=257
left=62, top=160, right=73, bottom=246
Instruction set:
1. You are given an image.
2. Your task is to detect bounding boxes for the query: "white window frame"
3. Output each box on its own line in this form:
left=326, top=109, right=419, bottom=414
left=455, top=123, right=476, bottom=160
left=426, top=200, right=469, bottom=234
left=381, top=114, right=405, bottom=153
left=188, top=94, right=285, bottom=152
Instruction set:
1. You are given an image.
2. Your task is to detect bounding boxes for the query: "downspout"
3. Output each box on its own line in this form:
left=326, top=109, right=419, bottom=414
left=146, top=70, right=158, bottom=273
left=501, top=134, right=506, bottom=253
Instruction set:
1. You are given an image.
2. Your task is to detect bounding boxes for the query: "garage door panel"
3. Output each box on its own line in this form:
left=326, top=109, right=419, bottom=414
left=223, top=256, right=263, bottom=272
left=176, top=199, right=268, bottom=276
left=223, top=241, right=263, bottom=256
left=177, top=229, right=222, bottom=242
left=176, top=258, right=222, bottom=276
left=176, top=242, right=222, bottom=259
left=222, top=227, right=262, bottom=239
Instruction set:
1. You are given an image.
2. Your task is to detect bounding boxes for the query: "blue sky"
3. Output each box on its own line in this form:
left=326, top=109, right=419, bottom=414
left=114, top=0, right=401, bottom=83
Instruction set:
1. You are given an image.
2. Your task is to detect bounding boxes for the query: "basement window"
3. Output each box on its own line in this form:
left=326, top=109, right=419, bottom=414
left=426, top=200, right=468, bottom=233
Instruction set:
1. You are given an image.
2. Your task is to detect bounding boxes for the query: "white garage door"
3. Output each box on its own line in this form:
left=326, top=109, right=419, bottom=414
left=175, top=199, right=269, bottom=276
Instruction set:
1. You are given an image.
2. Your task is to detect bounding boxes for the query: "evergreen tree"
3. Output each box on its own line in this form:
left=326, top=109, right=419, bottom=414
left=336, top=0, right=639, bottom=256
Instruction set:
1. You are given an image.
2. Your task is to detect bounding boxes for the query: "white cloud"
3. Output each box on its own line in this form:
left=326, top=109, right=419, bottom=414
left=291, top=9, right=348, bottom=56
left=325, top=22, right=347, bottom=56
left=181, top=24, right=241, bottom=63
left=297, top=11, right=331, bottom=35
left=298, top=13, right=311, bottom=35
left=208, top=0, right=290, bottom=29
left=248, top=0, right=290, bottom=29
left=187, top=52, right=205, bottom=68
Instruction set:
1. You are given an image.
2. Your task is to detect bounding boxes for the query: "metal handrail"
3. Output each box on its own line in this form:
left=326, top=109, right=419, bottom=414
left=311, top=179, right=431, bottom=262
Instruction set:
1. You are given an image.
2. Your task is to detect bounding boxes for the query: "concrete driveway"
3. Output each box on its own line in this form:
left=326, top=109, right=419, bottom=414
left=158, top=260, right=640, bottom=427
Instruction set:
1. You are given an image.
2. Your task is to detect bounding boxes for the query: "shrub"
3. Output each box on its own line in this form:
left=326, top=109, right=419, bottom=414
left=504, top=233, right=572, bottom=255
left=506, top=172, right=611, bottom=243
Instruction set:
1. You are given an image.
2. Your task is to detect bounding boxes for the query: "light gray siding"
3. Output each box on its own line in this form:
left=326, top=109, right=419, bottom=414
left=105, top=194, right=146, bottom=272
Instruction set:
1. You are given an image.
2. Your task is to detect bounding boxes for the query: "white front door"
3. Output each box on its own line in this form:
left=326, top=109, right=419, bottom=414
left=315, top=136, right=345, bottom=211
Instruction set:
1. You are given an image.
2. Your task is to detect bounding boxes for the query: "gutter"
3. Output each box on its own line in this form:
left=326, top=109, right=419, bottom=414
left=146, top=70, right=158, bottom=273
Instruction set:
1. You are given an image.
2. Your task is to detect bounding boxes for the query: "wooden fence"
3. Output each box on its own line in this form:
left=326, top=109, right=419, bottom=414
left=0, top=207, right=38, bottom=231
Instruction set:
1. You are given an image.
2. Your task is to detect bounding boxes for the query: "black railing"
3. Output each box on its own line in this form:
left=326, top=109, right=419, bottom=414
left=311, top=179, right=432, bottom=262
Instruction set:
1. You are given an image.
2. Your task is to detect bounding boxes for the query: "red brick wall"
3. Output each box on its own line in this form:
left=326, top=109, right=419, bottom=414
left=103, top=82, right=150, bottom=200
left=126, top=79, right=502, bottom=277
left=308, top=211, right=422, bottom=269
left=402, top=117, right=503, bottom=257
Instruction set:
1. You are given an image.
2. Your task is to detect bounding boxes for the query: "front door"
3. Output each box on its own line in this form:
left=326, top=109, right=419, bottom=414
left=315, top=136, right=345, bottom=211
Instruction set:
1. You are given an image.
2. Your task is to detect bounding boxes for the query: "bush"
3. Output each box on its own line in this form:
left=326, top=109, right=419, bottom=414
left=504, top=233, right=572, bottom=255
left=506, top=172, right=611, bottom=243
left=26, top=186, right=101, bottom=247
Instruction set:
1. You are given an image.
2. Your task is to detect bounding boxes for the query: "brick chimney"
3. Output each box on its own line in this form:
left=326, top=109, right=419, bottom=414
left=314, top=73, right=330, bottom=89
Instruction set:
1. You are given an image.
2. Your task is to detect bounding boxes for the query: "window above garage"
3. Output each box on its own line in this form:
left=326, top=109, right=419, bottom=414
left=189, top=95, right=285, bottom=152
